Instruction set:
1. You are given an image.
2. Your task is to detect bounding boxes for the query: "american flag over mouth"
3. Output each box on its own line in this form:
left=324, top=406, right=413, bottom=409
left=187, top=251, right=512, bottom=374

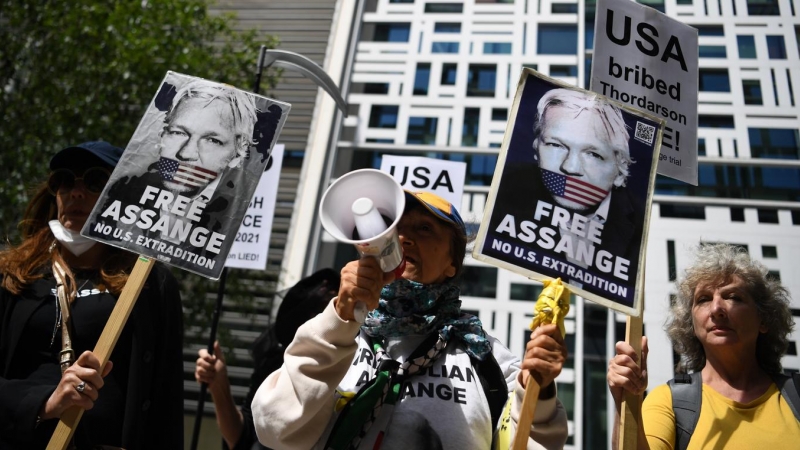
left=541, top=168, right=609, bottom=207
left=157, top=157, right=218, bottom=189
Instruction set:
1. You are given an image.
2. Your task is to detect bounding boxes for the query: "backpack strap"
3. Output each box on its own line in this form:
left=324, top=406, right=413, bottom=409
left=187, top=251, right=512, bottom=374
left=668, top=371, right=702, bottom=450
left=472, top=352, right=509, bottom=435
left=772, top=372, right=800, bottom=422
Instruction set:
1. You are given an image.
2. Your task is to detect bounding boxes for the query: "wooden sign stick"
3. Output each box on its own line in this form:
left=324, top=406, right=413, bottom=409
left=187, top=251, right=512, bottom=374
left=618, top=314, right=643, bottom=450
left=512, top=376, right=541, bottom=450
left=47, top=256, right=156, bottom=450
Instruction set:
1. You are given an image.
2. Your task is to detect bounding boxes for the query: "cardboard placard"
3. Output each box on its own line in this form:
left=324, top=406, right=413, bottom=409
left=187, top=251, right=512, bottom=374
left=473, top=70, right=663, bottom=316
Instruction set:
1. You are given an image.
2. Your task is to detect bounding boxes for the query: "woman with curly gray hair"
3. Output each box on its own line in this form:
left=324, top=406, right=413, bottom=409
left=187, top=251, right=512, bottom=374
left=607, top=243, right=799, bottom=450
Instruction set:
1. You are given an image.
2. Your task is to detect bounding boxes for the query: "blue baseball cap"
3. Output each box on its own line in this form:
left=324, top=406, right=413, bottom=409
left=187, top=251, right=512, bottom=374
left=404, top=190, right=466, bottom=236
left=49, top=141, right=124, bottom=170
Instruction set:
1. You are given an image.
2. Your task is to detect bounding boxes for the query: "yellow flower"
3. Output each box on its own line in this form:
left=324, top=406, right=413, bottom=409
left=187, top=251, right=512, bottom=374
left=529, top=278, right=570, bottom=337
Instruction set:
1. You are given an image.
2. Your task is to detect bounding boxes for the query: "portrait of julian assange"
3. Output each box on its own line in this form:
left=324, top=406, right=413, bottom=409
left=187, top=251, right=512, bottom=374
left=478, top=71, right=661, bottom=310
left=83, top=72, right=290, bottom=279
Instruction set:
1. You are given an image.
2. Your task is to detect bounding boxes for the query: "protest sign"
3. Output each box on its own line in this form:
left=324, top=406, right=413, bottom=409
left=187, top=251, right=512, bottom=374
left=82, top=71, right=291, bottom=279
left=380, top=154, right=467, bottom=206
left=473, top=69, right=664, bottom=316
left=591, top=0, right=698, bottom=185
left=225, top=144, right=285, bottom=270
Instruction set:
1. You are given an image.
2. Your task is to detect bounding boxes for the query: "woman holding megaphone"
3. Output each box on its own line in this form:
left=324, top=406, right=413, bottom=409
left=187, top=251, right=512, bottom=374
left=251, top=190, right=568, bottom=450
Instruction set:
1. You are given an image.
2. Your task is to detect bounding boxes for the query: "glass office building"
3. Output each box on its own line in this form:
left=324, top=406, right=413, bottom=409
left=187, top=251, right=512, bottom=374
left=285, top=1, right=800, bottom=447
left=204, top=1, right=800, bottom=448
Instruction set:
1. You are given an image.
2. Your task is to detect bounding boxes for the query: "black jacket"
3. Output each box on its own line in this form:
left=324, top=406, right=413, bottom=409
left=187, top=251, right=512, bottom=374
left=0, top=263, right=184, bottom=449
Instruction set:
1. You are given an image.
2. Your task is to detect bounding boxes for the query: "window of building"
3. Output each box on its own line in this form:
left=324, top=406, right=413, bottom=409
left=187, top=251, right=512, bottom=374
left=351, top=82, right=390, bottom=94
left=762, top=245, right=778, bottom=258
left=737, top=35, right=757, bottom=59
left=660, top=204, right=706, bottom=219
left=414, top=63, right=431, bottom=95
left=747, top=0, right=780, bottom=15
left=467, top=64, right=497, bottom=97
left=484, top=42, right=512, bottom=54
left=656, top=164, right=800, bottom=202
left=550, top=65, right=578, bottom=77
left=767, top=35, right=787, bottom=59
left=698, top=138, right=707, bottom=156
left=748, top=128, right=800, bottom=159
left=699, top=45, right=727, bottom=58
left=432, top=42, right=459, bottom=53
left=667, top=240, right=677, bottom=281
left=699, top=69, right=731, bottom=92
left=466, top=154, right=498, bottom=185
left=552, top=2, right=578, bottom=13
left=462, top=107, right=480, bottom=147
left=638, top=0, right=665, bottom=12
left=698, top=115, right=734, bottom=128
left=441, top=63, right=457, bottom=85
left=793, top=210, right=800, bottom=225
left=797, top=26, right=800, bottom=58
left=768, top=270, right=781, bottom=281
left=372, top=23, right=411, bottom=42
left=424, top=2, right=463, bottom=13
left=702, top=242, right=749, bottom=253
left=556, top=381, right=575, bottom=425
left=585, top=8, right=595, bottom=50
left=742, top=80, right=763, bottom=105
left=368, top=105, right=399, bottom=128
left=758, top=208, right=780, bottom=223
left=492, top=108, right=508, bottom=121
left=434, top=22, right=461, bottom=33
left=694, top=25, right=724, bottom=36
left=510, top=283, right=542, bottom=300
left=676, top=0, right=692, bottom=4
left=366, top=138, right=395, bottom=143
left=730, top=207, right=745, bottom=222
left=460, top=266, right=497, bottom=297
left=787, top=341, right=798, bottom=356
left=406, top=117, right=438, bottom=145
left=389, top=0, right=414, bottom=3
left=537, top=24, right=578, bottom=55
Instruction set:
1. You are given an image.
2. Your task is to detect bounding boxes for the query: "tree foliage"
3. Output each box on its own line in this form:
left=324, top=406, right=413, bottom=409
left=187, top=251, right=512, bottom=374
left=0, top=0, right=280, bottom=243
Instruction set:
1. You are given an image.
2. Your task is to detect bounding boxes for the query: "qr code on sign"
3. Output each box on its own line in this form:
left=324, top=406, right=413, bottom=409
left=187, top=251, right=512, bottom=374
left=634, top=121, right=656, bottom=145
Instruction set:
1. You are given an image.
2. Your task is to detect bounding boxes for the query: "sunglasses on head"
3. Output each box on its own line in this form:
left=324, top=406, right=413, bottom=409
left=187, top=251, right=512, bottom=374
left=47, top=168, right=111, bottom=195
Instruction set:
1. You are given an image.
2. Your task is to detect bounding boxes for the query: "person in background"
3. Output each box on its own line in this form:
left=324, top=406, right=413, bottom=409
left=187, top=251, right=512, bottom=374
left=195, top=268, right=341, bottom=450
left=607, top=243, right=799, bottom=449
left=0, top=141, right=184, bottom=449
left=251, top=191, right=569, bottom=450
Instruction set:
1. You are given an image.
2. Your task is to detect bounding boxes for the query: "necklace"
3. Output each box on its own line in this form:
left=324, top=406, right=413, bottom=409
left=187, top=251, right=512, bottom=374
left=49, top=276, right=93, bottom=348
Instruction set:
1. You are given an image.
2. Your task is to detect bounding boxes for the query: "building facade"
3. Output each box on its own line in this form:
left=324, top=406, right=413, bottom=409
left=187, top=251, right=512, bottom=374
left=273, top=0, right=800, bottom=448
left=188, top=0, right=800, bottom=447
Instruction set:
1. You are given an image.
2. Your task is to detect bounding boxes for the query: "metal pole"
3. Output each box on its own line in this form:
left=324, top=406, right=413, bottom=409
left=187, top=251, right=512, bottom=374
left=189, top=46, right=267, bottom=450
left=189, top=267, right=229, bottom=450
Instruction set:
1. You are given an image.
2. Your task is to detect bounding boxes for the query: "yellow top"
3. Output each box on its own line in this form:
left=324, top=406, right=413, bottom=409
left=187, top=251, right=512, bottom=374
left=642, top=382, right=800, bottom=450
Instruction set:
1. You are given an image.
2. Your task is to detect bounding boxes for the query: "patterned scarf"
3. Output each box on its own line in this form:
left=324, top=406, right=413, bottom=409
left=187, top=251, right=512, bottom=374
left=323, top=279, right=492, bottom=450
left=361, top=279, right=491, bottom=360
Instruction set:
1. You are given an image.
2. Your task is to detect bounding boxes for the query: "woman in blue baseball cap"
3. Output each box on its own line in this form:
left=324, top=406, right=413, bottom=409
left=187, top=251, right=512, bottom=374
left=0, top=141, right=184, bottom=449
left=252, top=190, right=568, bottom=450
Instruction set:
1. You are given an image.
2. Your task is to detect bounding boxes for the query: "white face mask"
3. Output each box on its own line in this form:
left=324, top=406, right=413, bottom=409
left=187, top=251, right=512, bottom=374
left=49, top=220, right=97, bottom=257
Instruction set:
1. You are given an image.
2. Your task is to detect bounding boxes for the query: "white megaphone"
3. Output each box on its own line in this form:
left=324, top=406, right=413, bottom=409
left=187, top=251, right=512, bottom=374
left=319, top=169, right=406, bottom=323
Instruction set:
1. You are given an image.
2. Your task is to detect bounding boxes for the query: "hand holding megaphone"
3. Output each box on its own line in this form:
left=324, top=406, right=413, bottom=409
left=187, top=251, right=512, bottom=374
left=336, top=257, right=396, bottom=323
left=319, top=169, right=406, bottom=323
